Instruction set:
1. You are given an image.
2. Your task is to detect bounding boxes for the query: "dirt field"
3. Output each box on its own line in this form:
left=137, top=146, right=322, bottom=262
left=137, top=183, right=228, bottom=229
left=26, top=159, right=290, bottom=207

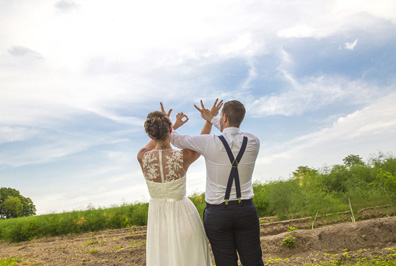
left=1, top=215, right=396, bottom=265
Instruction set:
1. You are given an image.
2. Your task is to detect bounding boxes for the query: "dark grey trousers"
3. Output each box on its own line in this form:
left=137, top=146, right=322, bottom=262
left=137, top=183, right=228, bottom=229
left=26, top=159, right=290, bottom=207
left=204, top=199, right=265, bottom=266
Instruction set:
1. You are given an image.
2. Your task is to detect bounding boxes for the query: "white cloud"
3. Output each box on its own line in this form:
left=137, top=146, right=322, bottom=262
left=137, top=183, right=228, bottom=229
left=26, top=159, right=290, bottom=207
left=255, top=92, right=396, bottom=180
left=344, top=39, right=358, bottom=50
left=249, top=72, right=378, bottom=117
left=54, top=0, right=79, bottom=12
left=277, top=25, right=317, bottom=38
left=8, top=46, right=43, bottom=59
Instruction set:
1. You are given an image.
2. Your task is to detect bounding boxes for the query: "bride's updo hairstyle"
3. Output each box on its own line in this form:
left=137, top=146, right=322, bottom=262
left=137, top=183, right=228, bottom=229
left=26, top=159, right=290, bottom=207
left=144, top=111, right=172, bottom=141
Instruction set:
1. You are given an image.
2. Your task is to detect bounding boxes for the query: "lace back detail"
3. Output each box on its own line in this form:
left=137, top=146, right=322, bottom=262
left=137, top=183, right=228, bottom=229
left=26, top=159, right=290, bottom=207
left=142, top=149, right=186, bottom=183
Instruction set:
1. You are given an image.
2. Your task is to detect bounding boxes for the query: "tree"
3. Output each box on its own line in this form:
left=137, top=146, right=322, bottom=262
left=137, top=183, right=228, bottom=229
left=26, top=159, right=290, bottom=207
left=0, top=187, right=36, bottom=219
left=292, top=166, right=318, bottom=179
left=370, top=169, right=396, bottom=214
left=1, top=196, right=23, bottom=218
left=343, top=154, right=364, bottom=168
left=292, top=166, right=319, bottom=188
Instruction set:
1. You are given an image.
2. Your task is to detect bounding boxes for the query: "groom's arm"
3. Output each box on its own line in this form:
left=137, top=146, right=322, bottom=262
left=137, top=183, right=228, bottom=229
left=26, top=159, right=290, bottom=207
left=210, top=117, right=221, bottom=131
left=200, top=121, right=212, bottom=135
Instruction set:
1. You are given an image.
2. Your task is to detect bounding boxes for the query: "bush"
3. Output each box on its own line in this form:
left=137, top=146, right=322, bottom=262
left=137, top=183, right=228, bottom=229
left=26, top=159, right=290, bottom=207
left=0, top=202, right=148, bottom=243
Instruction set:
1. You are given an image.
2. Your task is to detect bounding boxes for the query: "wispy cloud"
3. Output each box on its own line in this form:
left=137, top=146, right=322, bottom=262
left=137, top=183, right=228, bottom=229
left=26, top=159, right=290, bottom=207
left=8, top=46, right=43, bottom=59
left=255, top=91, right=396, bottom=179
left=344, top=39, right=358, bottom=50
left=249, top=71, right=378, bottom=117
left=55, top=0, right=79, bottom=12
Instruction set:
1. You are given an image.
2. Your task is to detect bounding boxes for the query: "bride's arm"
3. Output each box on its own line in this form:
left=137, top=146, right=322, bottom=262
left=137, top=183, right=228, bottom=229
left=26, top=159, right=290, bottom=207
left=182, top=149, right=200, bottom=171
left=137, top=139, right=155, bottom=169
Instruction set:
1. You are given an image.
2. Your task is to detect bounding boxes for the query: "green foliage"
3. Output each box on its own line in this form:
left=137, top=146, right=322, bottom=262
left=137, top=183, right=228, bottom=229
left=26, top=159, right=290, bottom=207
left=189, top=193, right=206, bottom=220
left=0, top=203, right=148, bottom=242
left=252, top=152, right=396, bottom=221
left=0, top=196, right=23, bottom=218
left=0, top=257, right=19, bottom=266
left=266, top=179, right=302, bottom=220
left=1, top=152, right=395, bottom=243
left=287, top=226, right=298, bottom=232
left=282, top=235, right=296, bottom=248
left=343, top=154, right=365, bottom=168
left=0, top=188, right=36, bottom=219
left=252, top=182, right=271, bottom=217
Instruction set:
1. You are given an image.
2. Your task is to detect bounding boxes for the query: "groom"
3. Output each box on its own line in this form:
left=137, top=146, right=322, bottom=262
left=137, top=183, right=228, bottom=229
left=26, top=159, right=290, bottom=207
left=170, top=99, right=264, bottom=266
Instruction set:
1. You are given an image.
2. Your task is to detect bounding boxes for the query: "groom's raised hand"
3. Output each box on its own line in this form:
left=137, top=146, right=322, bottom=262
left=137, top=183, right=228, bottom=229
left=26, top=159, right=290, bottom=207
left=194, top=99, right=223, bottom=122
left=211, top=98, right=223, bottom=117
left=194, top=100, right=213, bottom=122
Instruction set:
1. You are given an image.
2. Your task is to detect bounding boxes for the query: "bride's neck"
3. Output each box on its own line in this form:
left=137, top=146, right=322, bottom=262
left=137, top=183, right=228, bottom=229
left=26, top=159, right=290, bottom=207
left=155, top=139, right=171, bottom=150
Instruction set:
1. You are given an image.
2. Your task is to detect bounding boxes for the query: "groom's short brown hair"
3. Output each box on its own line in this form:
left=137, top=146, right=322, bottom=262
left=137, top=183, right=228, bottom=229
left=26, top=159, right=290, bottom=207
left=222, top=100, right=245, bottom=127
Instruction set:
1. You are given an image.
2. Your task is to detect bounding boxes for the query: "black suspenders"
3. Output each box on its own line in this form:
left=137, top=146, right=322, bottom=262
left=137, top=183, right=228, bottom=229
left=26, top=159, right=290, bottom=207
left=218, top=135, right=248, bottom=205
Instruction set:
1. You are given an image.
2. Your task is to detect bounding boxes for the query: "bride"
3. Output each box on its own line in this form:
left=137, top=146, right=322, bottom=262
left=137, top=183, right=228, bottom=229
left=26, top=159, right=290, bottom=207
left=137, top=101, right=222, bottom=266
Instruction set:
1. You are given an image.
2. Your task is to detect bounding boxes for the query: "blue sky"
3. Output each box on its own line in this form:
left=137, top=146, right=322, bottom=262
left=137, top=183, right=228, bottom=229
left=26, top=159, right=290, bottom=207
left=1, top=0, right=396, bottom=214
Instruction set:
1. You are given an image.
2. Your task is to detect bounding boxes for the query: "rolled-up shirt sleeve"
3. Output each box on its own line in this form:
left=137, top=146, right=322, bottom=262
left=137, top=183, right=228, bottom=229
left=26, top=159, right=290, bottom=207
left=170, top=131, right=210, bottom=154
left=210, top=117, right=221, bottom=131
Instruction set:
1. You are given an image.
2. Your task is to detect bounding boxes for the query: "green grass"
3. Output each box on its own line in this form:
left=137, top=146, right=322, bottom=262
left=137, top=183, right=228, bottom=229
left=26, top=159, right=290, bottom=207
left=0, top=182, right=394, bottom=243
left=265, top=249, right=396, bottom=265
left=0, top=202, right=148, bottom=243
left=0, top=258, right=19, bottom=266
left=1, top=153, right=395, bottom=243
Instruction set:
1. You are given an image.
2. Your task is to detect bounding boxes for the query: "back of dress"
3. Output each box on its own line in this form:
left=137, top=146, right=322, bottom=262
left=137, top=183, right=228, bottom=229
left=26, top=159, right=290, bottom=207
left=142, top=149, right=186, bottom=201
left=142, top=148, right=212, bottom=266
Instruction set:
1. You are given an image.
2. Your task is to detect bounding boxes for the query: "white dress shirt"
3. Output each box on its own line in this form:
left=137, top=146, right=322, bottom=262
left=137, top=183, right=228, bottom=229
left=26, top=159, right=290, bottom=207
left=171, top=117, right=260, bottom=205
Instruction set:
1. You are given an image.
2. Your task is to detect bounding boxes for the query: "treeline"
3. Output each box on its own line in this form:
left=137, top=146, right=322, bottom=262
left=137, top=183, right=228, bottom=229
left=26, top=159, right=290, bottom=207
left=251, top=153, right=396, bottom=219
left=0, top=152, right=395, bottom=243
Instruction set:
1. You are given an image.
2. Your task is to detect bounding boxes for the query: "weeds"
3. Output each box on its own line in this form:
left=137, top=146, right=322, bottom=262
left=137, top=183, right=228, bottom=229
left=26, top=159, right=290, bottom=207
left=282, top=235, right=296, bottom=249
left=0, top=258, right=19, bottom=266
left=111, top=246, right=123, bottom=252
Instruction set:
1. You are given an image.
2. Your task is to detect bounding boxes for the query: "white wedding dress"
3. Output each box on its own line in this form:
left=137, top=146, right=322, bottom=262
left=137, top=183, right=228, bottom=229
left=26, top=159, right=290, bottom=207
left=142, top=149, right=212, bottom=266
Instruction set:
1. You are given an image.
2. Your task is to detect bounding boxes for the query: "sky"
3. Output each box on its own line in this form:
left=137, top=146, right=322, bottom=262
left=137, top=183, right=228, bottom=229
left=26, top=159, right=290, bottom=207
left=1, top=0, right=396, bottom=214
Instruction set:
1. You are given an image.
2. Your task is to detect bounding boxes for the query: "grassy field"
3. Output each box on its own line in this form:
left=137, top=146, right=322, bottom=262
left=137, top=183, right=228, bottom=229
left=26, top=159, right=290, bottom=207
left=1, top=153, right=395, bottom=243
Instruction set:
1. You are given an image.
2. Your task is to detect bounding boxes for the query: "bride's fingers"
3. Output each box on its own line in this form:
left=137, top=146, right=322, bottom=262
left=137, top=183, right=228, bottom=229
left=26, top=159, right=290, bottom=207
left=200, top=100, right=206, bottom=110
left=194, top=104, right=202, bottom=113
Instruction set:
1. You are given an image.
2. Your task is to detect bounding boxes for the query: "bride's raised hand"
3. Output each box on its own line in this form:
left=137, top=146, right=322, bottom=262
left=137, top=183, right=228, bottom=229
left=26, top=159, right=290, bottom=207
left=173, top=112, right=189, bottom=130
left=211, top=98, right=223, bottom=116
left=160, top=102, right=173, bottom=119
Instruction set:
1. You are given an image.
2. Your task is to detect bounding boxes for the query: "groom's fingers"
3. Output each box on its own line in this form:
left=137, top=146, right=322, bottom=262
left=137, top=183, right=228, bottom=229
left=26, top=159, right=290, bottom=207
left=213, top=98, right=219, bottom=108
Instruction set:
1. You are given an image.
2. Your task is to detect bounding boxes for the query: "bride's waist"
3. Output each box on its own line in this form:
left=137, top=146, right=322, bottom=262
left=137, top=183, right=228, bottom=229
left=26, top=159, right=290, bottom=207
left=150, top=196, right=186, bottom=203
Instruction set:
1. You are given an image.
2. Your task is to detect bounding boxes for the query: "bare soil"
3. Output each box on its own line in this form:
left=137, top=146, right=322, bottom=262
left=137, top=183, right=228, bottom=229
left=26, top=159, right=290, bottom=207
left=1, top=215, right=396, bottom=265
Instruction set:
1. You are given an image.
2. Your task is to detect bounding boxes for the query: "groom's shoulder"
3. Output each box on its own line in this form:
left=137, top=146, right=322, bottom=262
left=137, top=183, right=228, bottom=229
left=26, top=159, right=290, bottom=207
left=241, top=131, right=260, bottom=145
